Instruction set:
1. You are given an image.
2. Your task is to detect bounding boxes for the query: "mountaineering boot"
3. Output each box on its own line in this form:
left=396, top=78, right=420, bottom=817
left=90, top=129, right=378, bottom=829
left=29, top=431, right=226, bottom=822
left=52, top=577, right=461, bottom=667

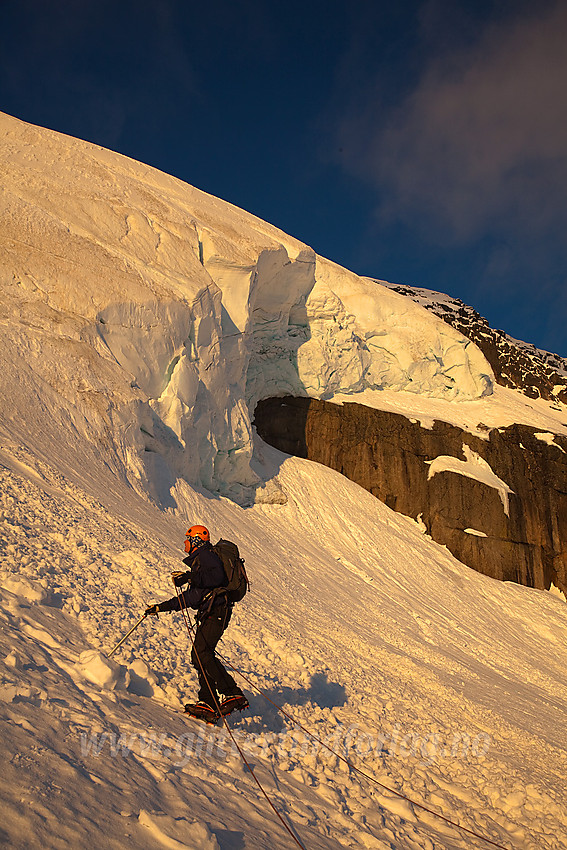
left=184, top=700, right=220, bottom=723
left=220, top=693, right=249, bottom=716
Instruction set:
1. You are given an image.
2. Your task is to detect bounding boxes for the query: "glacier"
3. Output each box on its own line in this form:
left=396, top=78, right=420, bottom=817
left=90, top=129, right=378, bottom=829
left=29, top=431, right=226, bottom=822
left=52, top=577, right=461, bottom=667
left=0, top=111, right=493, bottom=507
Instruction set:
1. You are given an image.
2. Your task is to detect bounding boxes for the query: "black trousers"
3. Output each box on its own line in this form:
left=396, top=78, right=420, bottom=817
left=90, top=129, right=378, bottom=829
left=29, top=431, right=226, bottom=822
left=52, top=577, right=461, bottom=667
left=191, top=602, right=239, bottom=704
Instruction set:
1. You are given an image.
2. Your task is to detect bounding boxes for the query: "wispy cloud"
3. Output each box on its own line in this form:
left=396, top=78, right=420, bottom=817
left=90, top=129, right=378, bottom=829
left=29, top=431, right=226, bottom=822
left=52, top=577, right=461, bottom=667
left=339, top=1, right=567, bottom=243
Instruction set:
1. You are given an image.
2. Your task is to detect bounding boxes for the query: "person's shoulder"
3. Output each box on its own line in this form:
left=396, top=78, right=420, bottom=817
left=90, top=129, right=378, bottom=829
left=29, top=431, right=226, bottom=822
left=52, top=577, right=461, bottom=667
left=199, top=543, right=222, bottom=564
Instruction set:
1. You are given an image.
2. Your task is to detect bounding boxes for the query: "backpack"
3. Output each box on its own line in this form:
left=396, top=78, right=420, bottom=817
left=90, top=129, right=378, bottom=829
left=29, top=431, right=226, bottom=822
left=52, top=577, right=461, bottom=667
left=212, top=539, right=249, bottom=604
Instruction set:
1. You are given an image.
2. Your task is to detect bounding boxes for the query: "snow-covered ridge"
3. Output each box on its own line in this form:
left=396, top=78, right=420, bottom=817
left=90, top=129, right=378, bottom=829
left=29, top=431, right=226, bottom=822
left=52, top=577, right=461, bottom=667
left=382, top=281, right=567, bottom=404
left=0, top=111, right=493, bottom=505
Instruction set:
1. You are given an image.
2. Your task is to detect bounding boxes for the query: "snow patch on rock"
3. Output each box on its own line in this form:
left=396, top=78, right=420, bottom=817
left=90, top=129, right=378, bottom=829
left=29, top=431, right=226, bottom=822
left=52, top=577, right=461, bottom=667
left=534, top=432, right=566, bottom=453
left=427, top=444, right=514, bottom=515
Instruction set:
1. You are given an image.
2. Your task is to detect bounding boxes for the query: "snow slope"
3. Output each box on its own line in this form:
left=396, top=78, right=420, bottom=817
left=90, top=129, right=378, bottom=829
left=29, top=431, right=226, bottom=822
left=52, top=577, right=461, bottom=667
left=1, top=111, right=567, bottom=849
left=2, top=437, right=567, bottom=850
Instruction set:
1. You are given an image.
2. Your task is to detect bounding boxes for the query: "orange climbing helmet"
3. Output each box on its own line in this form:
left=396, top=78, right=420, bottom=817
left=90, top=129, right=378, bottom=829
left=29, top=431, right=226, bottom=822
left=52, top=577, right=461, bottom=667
left=185, top=525, right=210, bottom=549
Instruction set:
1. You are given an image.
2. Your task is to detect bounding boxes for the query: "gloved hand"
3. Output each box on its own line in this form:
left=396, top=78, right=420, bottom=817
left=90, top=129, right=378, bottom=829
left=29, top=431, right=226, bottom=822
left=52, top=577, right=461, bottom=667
left=144, top=604, right=159, bottom=617
left=171, top=571, right=188, bottom=587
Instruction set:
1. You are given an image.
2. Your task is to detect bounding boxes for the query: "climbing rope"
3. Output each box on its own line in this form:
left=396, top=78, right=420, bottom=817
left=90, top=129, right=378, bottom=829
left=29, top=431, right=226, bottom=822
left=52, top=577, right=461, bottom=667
left=171, top=585, right=510, bottom=849
left=174, top=585, right=308, bottom=850
left=213, top=645, right=511, bottom=850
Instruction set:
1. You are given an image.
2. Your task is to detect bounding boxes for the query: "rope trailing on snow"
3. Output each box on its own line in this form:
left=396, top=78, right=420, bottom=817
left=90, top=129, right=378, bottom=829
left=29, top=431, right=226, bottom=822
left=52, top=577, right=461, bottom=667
left=214, top=647, right=511, bottom=850
left=173, top=586, right=308, bottom=850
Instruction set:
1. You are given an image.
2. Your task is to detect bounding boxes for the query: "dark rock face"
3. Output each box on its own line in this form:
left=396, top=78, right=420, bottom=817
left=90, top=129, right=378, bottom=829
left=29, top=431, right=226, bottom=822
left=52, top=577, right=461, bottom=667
left=384, top=282, right=567, bottom=404
left=254, top=396, right=567, bottom=595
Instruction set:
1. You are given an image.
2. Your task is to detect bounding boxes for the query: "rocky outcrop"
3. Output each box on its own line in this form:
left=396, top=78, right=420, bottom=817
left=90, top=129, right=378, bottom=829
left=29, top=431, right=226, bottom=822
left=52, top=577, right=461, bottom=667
left=254, top=396, right=567, bottom=594
left=383, top=282, right=567, bottom=404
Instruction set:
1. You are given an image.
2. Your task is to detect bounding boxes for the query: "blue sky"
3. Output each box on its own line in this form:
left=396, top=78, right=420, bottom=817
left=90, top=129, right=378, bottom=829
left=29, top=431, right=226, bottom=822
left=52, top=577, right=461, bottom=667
left=2, top=0, right=566, bottom=356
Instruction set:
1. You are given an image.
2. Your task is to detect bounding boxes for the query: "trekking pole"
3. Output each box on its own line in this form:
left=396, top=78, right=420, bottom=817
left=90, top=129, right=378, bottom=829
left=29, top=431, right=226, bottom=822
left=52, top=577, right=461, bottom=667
left=108, top=613, right=147, bottom=657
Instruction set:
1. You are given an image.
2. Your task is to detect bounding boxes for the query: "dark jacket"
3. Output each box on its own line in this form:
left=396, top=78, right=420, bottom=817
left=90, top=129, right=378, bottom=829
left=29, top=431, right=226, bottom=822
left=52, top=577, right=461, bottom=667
left=157, top=542, right=227, bottom=616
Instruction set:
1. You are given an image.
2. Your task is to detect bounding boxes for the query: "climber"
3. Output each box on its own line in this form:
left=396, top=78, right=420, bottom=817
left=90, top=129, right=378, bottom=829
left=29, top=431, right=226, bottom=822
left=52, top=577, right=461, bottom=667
left=145, top=524, right=248, bottom=722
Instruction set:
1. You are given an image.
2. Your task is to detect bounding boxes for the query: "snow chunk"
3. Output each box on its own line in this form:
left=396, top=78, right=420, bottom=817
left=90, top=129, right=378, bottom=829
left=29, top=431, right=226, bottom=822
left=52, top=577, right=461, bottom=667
left=374, top=793, right=417, bottom=823
left=78, top=650, right=123, bottom=690
left=1, top=575, right=47, bottom=604
left=550, top=583, right=566, bottom=603
left=23, top=623, right=61, bottom=649
left=464, top=528, right=488, bottom=537
left=125, top=659, right=158, bottom=697
left=138, top=811, right=220, bottom=850
left=427, top=445, right=514, bottom=515
left=4, top=650, right=23, bottom=669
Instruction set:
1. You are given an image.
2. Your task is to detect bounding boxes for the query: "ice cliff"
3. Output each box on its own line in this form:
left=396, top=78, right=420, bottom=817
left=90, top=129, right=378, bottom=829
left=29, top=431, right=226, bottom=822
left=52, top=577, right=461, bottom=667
left=0, top=111, right=493, bottom=506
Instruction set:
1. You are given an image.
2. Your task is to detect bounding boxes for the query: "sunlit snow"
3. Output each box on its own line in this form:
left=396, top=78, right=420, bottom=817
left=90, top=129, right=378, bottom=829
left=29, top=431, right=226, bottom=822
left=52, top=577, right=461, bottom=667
left=1, top=111, right=567, bottom=849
